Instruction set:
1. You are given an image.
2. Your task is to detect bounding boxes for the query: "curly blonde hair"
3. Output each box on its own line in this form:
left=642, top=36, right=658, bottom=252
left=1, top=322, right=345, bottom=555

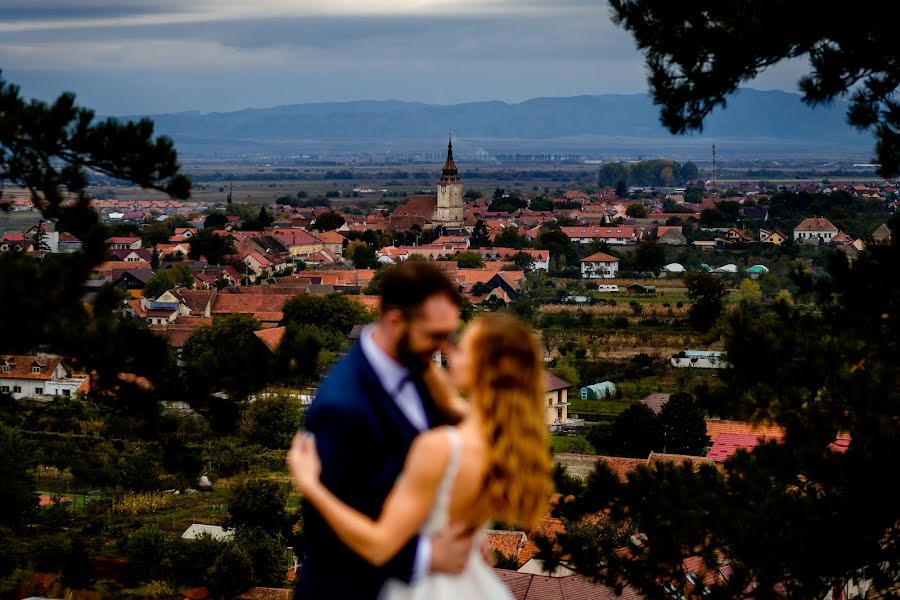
left=465, top=314, right=552, bottom=528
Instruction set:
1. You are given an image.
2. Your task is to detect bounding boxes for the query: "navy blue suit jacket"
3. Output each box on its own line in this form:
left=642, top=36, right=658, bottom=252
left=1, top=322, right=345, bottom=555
left=297, top=341, right=446, bottom=599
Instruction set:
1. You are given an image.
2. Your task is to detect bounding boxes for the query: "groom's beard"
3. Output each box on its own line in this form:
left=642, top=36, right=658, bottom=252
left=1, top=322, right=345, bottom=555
left=396, top=329, right=432, bottom=376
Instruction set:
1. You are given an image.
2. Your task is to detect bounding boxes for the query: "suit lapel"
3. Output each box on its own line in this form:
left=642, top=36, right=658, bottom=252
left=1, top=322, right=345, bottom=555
left=351, top=343, right=421, bottom=444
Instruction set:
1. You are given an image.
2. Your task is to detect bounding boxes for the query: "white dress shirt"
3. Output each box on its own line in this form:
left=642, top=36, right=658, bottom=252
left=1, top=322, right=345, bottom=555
left=359, top=325, right=431, bottom=579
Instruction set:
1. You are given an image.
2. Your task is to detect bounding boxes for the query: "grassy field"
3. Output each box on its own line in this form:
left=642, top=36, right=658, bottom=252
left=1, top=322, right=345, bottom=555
left=0, top=210, right=42, bottom=234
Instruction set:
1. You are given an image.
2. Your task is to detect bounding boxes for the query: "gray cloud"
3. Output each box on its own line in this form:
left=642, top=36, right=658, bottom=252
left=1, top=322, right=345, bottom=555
left=0, top=1, right=802, bottom=115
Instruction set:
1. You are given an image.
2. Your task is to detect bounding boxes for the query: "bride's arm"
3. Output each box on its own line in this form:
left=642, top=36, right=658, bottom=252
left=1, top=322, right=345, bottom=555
left=288, top=430, right=449, bottom=566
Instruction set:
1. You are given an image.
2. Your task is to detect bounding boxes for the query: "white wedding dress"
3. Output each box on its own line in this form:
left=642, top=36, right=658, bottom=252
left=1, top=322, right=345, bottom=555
left=379, top=427, right=514, bottom=600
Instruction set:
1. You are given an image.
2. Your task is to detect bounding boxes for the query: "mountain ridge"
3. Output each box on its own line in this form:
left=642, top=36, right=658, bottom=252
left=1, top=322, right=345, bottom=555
left=126, top=89, right=870, bottom=156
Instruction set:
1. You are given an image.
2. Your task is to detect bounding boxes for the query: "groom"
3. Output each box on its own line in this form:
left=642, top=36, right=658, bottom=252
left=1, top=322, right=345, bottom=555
left=297, top=261, right=473, bottom=599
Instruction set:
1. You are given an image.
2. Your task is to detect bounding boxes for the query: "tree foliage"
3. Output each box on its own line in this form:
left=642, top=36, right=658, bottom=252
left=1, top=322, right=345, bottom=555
left=241, top=392, right=305, bottom=449
left=608, top=2, right=900, bottom=177
left=470, top=220, right=491, bottom=248
left=143, top=263, right=194, bottom=299
left=0, top=424, right=37, bottom=531
left=188, top=229, right=236, bottom=265
left=598, top=160, right=698, bottom=187
left=685, top=271, right=729, bottom=332
left=550, top=222, right=900, bottom=598
left=226, top=477, right=289, bottom=536
left=0, top=71, right=188, bottom=399
left=181, top=314, right=271, bottom=400
left=281, top=293, right=371, bottom=336
left=314, top=211, right=345, bottom=231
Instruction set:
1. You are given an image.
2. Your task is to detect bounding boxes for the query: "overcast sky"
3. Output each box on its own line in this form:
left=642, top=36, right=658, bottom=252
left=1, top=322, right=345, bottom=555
left=0, top=0, right=807, bottom=115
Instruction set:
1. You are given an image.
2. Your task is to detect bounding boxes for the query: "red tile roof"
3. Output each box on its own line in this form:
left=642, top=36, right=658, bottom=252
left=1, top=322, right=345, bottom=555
left=254, top=326, right=286, bottom=352
left=580, top=252, right=620, bottom=263
left=0, top=355, right=63, bottom=381
left=794, top=217, right=838, bottom=232
left=597, top=456, right=648, bottom=482
left=545, top=371, right=571, bottom=392
left=494, top=569, right=644, bottom=600
left=640, top=392, right=670, bottom=414
left=486, top=530, right=527, bottom=562
left=705, top=419, right=784, bottom=443
left=519, top=518, right=565, bottom=565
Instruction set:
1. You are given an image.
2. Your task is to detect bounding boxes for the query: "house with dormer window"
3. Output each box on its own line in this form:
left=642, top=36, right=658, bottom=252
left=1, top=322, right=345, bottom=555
left=794, top=217, right=838, bottom=243
left=0, top=355, right=86, bottom=399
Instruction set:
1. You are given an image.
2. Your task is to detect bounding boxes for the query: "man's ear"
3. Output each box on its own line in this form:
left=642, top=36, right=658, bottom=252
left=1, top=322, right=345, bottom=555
left=382, top=308, right=406, bottom=331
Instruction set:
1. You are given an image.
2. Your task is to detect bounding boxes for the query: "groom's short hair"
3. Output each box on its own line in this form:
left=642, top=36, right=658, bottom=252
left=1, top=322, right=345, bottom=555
left=379, top=261, right=461, bottom=317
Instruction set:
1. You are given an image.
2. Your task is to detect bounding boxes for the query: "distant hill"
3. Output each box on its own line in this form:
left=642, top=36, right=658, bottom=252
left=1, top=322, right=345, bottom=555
left=131, top=89, right=870, bottom=157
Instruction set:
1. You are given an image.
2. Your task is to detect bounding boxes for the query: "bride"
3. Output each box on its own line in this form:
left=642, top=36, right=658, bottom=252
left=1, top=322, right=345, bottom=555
left=287, top=313, right=552, bottom=599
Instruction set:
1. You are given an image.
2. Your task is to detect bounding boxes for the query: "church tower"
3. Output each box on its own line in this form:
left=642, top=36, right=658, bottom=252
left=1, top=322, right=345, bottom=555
left=433, top=133, right=465, bottom=228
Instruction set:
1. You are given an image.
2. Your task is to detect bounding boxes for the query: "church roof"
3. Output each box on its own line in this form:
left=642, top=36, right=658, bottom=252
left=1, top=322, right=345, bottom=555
left=440, top=134, right=459, bottom=182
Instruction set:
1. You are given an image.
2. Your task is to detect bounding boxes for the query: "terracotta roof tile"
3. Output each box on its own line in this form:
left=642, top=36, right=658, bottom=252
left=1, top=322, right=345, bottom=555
left=0, top=355, right=63, bottom=381
left=545, top=371, right=571, bottom=392
left=705, top=419, right=784, bottom=443
left=486, top=530, right=527, bottom=562
left=640, top=393, right=670, bottom=414
left=580, top=252, right=620, bottom=263
left=597, top=456, right=648, bottom=482
left=254, top=326, right=286, bottom=352
left=519, top=518, right=565, bottom=565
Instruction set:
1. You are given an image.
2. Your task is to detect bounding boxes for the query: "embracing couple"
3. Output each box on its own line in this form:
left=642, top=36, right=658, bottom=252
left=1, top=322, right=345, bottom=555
left=286, top=261, right=552, bottom=599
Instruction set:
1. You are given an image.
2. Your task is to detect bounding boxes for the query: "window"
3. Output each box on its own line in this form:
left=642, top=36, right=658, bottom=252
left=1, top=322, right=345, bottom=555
left=13, top=386, right=21, bottom=393
left=62, top=389, right=71, bottom=397
left=32, top=366, right=41, bottom=374
left=0, top=386, right=8, bottom=393
left=1, top=364, right=9, bottom=372
left=35, top=387, right=43, bottom=395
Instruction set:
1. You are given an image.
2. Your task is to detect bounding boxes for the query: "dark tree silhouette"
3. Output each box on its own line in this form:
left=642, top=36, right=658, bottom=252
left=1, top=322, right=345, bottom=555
left=545, top=222, right=900, bottom=598
left=608, top=2, right=900, bottom=176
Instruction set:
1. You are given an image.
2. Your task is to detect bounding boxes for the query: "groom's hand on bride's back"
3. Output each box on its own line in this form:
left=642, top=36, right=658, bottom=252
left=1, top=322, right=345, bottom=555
left=429, top=523, right=475, bottom=575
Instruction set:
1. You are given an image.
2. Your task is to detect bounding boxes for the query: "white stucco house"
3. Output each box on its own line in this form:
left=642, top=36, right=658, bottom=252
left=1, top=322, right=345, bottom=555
left=580, top=252, right=620, bottom=279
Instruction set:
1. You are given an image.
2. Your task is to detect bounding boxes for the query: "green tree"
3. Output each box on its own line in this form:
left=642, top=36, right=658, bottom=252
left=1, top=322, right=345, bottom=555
left=608, top=2, right=900, bottom=176
left=143, top=263, right=194, bottom=299
left=615, top=180, right=628, bottom=198
left=629, top=240, right=666, bottom=273
left=281, top=293, right=371, bottom=336
left=546, top=222, right=900, bottom=598
left=226, top=477, right=289, bottom=536
left=738, top=278, right=763, bottom=303
left=493, top=228, right=530, bottom=249
left=241, top=392, right=305, bottom=449
left=685, top=271, right=729, bottom=332
left=314, top=211, right=345, bottom=231
left=625, top=203, right=648, bottom=218
left=181, top=314, right=272, bottom=401
left=257, top=206, right=272, bottom=227
left=234, top=528, right=288, bottom=588
left=452, top=251, right=485, bottom=269
left=204, top=212, right=228, bottom=229
left=208, top=543, right=254, bottom=600
left=31, top=220, right=51, bottom=253
left=587, top=403, right=661, bottom=458
left=512, top=251, right=535, bottom=271
left=352, top=243, right=379, bottom=269
left=684, top=187, right=704, bottom=204
left=658, top=392, right=710, bottom=455
left=122, top=525, right=171, bottom=583
left=0, top=71, right=188, bottom=401
left=537, top=224, right=579, bottom=267
left=470, top=220, right=491, bottom=248
left=188, top=228, right=236, bottom=265
left=0, top=424, right=37, bottom=531
left=142, top=221, right=173, bottom=246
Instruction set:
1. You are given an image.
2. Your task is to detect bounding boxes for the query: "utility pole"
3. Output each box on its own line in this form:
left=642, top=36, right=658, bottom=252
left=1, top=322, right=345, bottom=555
left=712, top=144, right=717, bottom=187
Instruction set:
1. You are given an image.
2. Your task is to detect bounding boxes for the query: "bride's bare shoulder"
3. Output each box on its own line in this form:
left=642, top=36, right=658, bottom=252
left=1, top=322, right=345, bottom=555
left=403, top=428, right=454, bottom=483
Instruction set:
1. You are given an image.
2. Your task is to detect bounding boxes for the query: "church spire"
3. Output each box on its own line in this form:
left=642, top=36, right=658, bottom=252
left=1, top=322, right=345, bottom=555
left=441, top=130, right=458, bottom=181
